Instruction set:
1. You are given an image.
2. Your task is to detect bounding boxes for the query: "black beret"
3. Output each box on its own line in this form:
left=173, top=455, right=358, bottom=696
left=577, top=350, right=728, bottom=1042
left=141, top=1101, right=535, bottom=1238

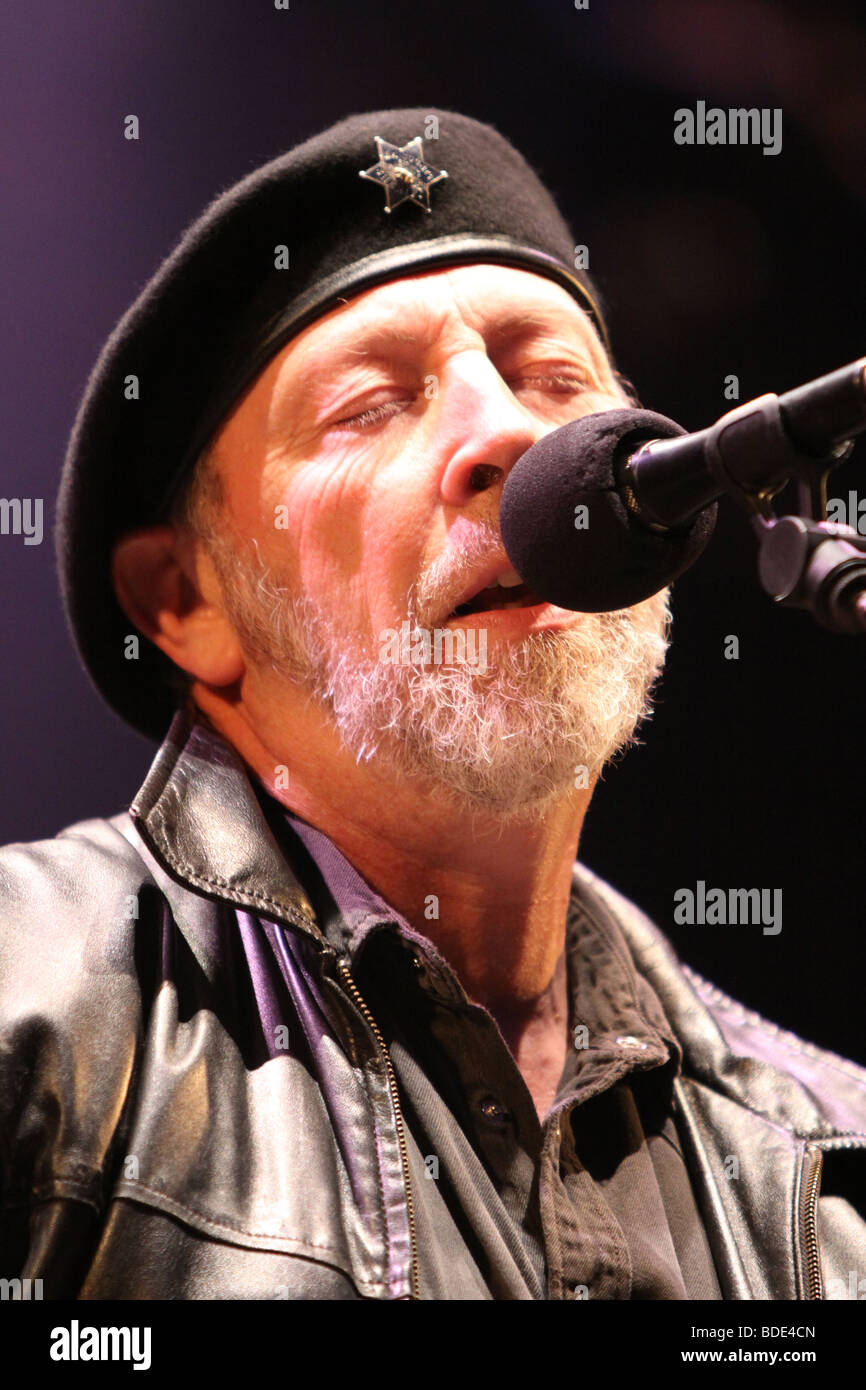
left=56, top=106, right=610, bottom=741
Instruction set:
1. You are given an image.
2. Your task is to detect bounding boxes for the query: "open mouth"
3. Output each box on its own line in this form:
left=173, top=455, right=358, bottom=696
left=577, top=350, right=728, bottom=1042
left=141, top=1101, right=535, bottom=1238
left=451, top=581, right=543, bottom=618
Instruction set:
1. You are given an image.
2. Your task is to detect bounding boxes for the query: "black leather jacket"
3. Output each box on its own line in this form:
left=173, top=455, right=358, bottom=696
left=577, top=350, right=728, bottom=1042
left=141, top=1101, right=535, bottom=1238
left=1, top=709, right=865, bottom=1299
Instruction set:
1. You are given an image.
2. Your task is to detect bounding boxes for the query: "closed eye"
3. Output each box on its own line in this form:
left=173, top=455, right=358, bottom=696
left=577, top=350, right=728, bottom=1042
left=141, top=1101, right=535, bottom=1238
left=332, top=398, right=413, bottom=429
left=513, top=373, right=591, bottom=394
left=333, top=373, right=592, bottom=430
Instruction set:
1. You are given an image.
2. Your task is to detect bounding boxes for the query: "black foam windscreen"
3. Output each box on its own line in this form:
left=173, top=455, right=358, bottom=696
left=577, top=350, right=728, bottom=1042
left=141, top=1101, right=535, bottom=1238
left=499, top=408, right=718, bottom=612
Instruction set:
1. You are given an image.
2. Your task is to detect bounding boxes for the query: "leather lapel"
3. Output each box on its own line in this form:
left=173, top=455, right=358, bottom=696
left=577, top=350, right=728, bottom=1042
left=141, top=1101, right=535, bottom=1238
left=129, top=708, right=323, bottom=943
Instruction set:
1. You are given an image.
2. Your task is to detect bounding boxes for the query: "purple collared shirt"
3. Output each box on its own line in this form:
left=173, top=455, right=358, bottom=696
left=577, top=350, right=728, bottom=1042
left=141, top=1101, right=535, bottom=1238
left=261, top=793, right=722, bottom=1300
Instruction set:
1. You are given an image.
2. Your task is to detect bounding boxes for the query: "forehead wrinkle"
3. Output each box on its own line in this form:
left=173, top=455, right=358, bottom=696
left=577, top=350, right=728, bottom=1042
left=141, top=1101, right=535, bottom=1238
left=284, top=323, right=434, bottom=402
left=341, top=324, right=434, bottom=360
left=278, top=287, right=604, bottom=412
left=319, top=308, right=584, bottom=374
left=302, top=299, right=444, bottom=371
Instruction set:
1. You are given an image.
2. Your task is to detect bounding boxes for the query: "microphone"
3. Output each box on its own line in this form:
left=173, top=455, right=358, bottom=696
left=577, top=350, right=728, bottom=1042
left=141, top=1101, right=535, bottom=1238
left=499, top=406, right=715, bottom=612
left=500, top=359, right=866, bottom=613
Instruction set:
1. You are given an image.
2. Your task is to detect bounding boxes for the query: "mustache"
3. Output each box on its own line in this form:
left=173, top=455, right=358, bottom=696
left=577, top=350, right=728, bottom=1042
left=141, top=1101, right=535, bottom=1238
left=409, top=517, right=504, bottom=625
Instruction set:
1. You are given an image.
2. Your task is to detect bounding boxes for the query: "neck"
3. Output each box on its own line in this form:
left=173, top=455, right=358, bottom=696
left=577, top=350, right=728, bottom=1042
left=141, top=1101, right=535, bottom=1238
left=193, top=684, right=593, bottom=1020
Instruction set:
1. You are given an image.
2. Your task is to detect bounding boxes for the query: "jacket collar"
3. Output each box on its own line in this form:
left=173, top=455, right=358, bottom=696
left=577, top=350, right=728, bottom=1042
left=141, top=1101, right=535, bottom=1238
left=131, top=707, right=680, bottom=1060
left=130, top=705, right=325, bottom=947
left=576, top=863, right=866, bottom=1143
left=132, top=706, right=866, bottom=1147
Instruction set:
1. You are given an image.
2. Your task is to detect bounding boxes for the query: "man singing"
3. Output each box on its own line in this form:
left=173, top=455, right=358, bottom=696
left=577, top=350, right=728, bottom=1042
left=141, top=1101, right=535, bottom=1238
left=2, top=107, right=864, bottom=1299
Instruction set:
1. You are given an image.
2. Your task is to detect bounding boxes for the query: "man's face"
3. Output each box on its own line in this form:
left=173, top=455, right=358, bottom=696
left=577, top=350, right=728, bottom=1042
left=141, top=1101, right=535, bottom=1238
left=197, top=264, right=670, bottom=819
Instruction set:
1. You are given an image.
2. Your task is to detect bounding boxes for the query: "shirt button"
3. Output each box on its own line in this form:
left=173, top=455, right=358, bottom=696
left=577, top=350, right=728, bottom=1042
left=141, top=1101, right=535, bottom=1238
left=479, top=1095, right=509, bottom=1123
left=615, top=1035, right=649, bottom=1050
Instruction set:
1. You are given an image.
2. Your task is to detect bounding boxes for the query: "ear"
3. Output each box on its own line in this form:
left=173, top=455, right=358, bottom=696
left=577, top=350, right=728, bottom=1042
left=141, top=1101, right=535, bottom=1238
left=111, top=524, right=244, bottom=686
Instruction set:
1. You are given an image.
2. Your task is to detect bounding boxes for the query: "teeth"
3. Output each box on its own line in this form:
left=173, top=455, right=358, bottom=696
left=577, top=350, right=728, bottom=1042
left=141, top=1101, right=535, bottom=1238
left=496, top=568, right=523, bottom=589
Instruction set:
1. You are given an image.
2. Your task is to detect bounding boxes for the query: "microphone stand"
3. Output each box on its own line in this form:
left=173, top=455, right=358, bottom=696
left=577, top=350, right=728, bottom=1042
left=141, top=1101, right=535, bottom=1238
left=691, top=360, right=866, bottom=635
left=754, top=510, right=866, bottom=636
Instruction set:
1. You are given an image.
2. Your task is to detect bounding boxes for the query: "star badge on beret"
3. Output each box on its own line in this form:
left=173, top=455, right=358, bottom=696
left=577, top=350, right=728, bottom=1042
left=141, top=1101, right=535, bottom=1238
left=359, top=135, right=448, bottom=214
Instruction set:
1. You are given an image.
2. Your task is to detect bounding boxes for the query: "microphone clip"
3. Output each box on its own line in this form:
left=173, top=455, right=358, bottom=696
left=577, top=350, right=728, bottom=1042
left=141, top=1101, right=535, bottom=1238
left=756, top=515, right=866, bottom=635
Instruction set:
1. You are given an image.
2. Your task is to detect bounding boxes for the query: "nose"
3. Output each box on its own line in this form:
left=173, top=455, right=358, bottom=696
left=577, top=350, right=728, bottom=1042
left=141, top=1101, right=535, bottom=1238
left=435, top=351, right=540, bottom=509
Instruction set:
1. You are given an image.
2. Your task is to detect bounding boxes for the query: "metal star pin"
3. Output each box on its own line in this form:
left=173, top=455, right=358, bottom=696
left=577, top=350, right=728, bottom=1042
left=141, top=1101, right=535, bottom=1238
left=359, top=135, right=448, bottom=214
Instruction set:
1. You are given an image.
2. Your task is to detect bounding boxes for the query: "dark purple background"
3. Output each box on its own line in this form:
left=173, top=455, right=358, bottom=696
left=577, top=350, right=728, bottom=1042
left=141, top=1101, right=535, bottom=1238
left=2, top=0, right=864, bottom=1061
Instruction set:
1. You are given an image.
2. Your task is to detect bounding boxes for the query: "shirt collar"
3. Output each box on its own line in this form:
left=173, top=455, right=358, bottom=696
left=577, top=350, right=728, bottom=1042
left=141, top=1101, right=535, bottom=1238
left=261, top=792, right=682, bottom=1079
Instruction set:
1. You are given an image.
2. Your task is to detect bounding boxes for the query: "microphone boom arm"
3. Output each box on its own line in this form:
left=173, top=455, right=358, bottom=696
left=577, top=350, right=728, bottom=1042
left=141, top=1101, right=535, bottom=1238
left=624, top=358, right=866, bottom=635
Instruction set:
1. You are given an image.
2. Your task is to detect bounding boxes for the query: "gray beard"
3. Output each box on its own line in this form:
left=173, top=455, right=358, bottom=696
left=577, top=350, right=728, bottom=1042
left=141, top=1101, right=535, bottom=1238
left=210, top=531, right=671, bottom=824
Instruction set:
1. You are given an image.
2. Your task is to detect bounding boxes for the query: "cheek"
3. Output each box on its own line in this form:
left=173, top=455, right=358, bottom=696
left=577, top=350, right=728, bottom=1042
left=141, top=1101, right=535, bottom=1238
left=259, top=443, right=438, bottom=631
left=361, top=453, right=445, bottom=626
left=255, top=455, right=390, bottom=626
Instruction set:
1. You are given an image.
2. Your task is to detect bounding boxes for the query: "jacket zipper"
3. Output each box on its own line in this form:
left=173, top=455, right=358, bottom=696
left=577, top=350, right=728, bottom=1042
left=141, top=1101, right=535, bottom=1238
left=801, top=1135, right=866, bottom=1300
left=801, top=1144, right=824, bottom=1300
left=336, top=955, right=420, bottom=1301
